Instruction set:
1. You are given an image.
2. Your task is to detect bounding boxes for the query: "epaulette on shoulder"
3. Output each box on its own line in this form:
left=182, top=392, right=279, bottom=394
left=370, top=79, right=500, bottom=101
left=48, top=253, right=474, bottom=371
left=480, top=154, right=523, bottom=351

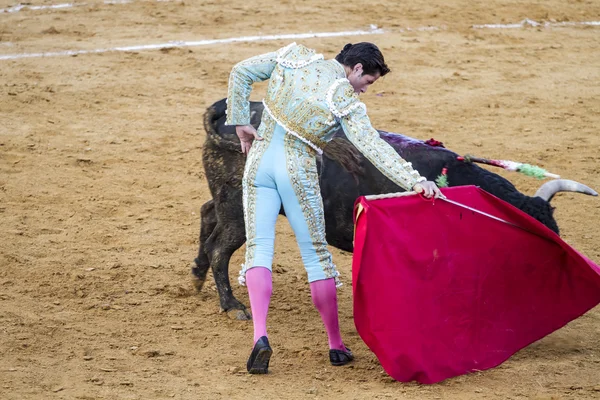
left=326, top=78, right=367, bottom=118
left=276, top=42, right=324, bottom=69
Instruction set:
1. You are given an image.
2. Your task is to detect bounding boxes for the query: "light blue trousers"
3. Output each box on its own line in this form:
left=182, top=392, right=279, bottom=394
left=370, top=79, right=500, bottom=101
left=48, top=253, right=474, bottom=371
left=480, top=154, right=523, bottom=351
left=240, top=122, right=339, bottom=285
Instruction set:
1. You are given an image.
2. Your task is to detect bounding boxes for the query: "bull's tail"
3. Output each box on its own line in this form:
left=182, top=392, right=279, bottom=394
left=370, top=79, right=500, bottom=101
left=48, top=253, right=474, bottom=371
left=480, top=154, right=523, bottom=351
left=202, top=98, right=226, bottom=137
left=203, top=98, right=241, bottom=153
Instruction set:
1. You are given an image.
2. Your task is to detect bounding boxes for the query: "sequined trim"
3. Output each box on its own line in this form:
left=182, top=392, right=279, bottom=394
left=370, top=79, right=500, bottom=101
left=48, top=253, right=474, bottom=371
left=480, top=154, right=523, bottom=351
left=324, top=263, right=343, bottom=288
left=277, top=53, right=324, bottom=69
left=263, top=99, right=325, bottom=154
left=326, top=78, right=367, bottom=118
left=277, top=42, right=297, bottom=57
left=240, top=114, right=276, bottom=285
left=283, top=134, right=341, bottom=287
left=276, top=42, right=324, bottom=69
left=238, top=263, right=248, bottom=286
left=403, top=162, right=426, bottom=181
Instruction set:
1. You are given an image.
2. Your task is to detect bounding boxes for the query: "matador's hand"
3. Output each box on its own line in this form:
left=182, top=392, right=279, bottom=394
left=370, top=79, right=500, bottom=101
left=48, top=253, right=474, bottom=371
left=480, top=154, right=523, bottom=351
left=413, top=181, right=444, bottom=199
left=236, top=125, right=263, bottom=155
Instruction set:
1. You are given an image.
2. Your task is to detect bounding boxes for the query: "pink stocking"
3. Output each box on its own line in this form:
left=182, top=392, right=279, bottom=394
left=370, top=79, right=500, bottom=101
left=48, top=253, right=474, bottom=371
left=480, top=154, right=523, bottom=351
left=310, top=278, right=344, bottom=350
left=246, top=267, right=273, bottom=344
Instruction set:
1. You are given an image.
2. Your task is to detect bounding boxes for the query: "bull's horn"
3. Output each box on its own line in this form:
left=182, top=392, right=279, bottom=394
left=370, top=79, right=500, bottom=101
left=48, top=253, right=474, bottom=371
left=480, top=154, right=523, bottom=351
left=534, top=179, right=599, bottom=202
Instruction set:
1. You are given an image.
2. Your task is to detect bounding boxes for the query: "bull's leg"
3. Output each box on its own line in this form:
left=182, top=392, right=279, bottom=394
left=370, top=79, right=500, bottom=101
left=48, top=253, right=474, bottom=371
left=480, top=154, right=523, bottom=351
left=204, top=222, right=250, bottom=320
left=192, top=200, right=217, bottom=292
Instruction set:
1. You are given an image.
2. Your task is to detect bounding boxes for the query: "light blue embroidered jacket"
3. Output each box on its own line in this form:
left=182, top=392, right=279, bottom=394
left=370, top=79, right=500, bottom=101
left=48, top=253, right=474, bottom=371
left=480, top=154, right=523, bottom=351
left=225, top=42, right=426, bottom=191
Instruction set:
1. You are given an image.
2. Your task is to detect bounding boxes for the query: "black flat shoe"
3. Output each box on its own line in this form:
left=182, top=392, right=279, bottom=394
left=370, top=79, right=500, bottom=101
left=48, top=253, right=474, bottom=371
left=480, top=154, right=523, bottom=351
left=329, top=346, right=354, bottom=366
left=247, top=336, right=272, bottom=374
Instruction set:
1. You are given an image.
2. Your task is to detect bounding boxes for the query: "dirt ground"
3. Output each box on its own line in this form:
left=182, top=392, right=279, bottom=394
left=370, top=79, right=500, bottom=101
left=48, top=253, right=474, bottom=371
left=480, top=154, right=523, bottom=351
left=1, top=0, right=600, bottom=399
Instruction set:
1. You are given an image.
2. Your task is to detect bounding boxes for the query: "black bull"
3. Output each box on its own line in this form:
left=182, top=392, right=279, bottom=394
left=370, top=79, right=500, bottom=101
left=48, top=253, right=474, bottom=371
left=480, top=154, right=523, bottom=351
left=194, top=98, right=597, bottom=319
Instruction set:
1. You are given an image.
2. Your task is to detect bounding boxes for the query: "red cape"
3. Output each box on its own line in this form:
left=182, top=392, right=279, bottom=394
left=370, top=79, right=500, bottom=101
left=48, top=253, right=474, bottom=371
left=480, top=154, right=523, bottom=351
left=352, top=186, right=600, bottom=384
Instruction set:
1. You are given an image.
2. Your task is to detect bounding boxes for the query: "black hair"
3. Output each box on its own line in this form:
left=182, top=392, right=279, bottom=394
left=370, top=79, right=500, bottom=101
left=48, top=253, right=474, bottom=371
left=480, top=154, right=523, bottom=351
left=335, top=42, right=390, bottom=76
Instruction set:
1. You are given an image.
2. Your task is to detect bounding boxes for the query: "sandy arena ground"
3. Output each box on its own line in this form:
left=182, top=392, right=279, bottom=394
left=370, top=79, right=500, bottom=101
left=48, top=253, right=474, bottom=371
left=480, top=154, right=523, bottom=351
left=1, top=0, right=600, bottom=399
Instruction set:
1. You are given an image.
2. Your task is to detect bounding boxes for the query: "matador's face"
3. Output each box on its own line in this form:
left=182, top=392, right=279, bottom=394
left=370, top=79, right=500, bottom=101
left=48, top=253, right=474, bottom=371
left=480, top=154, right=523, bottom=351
left=347, top=63, right=381, bottom=94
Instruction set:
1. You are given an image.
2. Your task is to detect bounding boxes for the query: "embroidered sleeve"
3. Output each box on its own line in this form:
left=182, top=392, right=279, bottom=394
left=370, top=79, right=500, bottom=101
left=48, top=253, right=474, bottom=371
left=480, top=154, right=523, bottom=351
left=225, top=48, right=282, bottom=126
left=327, top=79, right=426, bottom=191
